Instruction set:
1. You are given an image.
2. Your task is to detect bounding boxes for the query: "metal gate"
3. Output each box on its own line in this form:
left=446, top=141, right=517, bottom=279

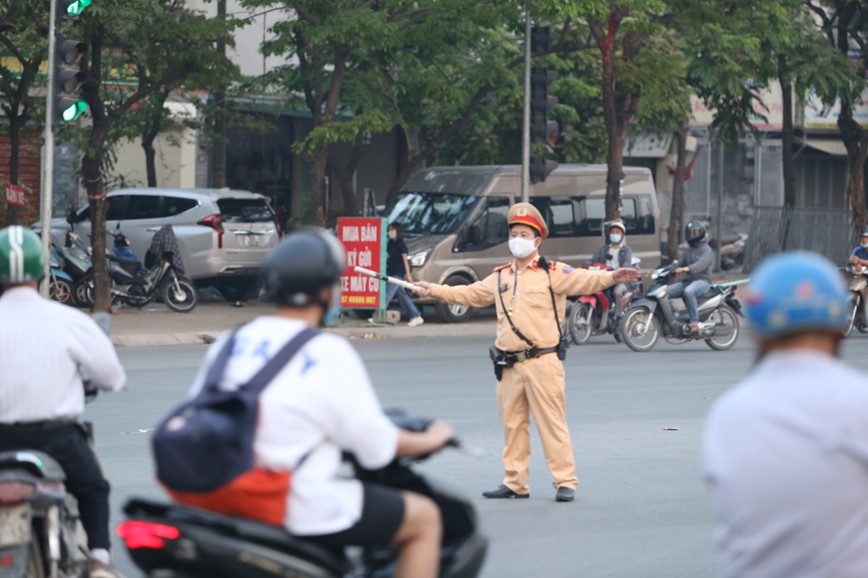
left=744, top=206, right=853, bottom=272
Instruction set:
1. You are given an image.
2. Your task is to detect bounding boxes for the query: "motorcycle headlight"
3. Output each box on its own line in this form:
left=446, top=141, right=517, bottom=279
left=409, top=248, right=431, bottom=268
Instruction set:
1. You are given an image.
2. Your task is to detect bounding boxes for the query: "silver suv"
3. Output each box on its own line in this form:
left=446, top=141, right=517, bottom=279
left=47, top=187, right=281, bottom=300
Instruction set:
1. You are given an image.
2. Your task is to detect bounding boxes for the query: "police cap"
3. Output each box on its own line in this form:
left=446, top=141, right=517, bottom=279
left=507, top=202, right=548, bottom=238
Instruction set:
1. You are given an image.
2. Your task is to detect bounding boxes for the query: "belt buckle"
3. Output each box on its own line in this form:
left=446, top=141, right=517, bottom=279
left=515, top=351, right=529, bottom=363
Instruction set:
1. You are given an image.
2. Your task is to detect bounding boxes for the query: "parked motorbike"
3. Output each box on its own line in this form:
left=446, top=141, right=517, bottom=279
left=844, top=265, right=868, bottom=337
left=47, top=245, right=75, bottom=306
left=86, top=227, right=198, bottom=313
left=567, top=258, right=643, bottom=345
left=60, top=217, right=96, bottom=307
left=619, top=261, right=747, bottom=352
left=117, top=411, right=488, bottom=578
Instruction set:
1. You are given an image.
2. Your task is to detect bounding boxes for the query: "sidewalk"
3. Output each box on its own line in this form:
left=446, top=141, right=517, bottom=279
left=109, top=298, right=495, bottom=347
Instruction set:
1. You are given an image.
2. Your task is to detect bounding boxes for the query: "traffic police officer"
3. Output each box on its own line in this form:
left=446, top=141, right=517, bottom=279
left=414, top=203, right=641, bottom=502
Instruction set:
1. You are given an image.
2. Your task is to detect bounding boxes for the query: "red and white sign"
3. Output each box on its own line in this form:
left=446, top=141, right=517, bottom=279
left=5, top=183, right=26, bottom=207
left=337, top=217, right=386, bottom=309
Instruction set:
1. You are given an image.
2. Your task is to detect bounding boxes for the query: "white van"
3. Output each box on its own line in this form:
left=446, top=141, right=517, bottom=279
left=381, top=164, right=662, bottom=322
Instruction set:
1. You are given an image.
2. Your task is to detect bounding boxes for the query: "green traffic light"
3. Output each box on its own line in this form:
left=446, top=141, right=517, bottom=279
left=66, top=0, right=92, bottom=16
left=61, top=100, right=88, bottom=122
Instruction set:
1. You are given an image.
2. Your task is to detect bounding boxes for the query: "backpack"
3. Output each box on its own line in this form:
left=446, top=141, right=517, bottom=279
left=152, top=327, right=318, bottom=494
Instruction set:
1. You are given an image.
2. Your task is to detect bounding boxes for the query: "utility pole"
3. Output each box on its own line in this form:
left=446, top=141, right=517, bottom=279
left=210, top=0, right=228, bottom=188
left=40, top=0, right=60, bottom=297
left=521, top=12, right=531, bottom=203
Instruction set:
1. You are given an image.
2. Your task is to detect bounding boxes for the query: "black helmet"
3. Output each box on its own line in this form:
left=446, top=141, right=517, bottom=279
left=260, top=228, right=345, bottom=307
left=685, top=220, right=706, bottom=246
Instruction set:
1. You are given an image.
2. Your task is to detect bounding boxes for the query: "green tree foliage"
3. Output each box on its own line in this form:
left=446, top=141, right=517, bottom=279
left=0, top=0, right=46, bottom=225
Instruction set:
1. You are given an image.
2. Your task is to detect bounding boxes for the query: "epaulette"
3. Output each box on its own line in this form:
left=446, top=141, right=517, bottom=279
left=492, top=262, right=512, bottom=273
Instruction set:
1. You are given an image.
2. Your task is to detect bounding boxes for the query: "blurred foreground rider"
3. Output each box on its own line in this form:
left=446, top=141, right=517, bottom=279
left=0, top=225, right=127, bottom=578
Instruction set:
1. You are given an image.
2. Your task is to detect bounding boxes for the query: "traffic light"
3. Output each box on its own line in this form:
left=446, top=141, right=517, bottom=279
left=530, top=26, right=555, bottom=56
left=530, top=66, right=558, bottom=183
left=59, top=0, right=93, bottom=17
left=55, top=35, right=88, bottom=124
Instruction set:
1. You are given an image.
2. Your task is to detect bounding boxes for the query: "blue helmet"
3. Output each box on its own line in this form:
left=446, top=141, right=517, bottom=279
left=744, top=252, right=849, bottom=339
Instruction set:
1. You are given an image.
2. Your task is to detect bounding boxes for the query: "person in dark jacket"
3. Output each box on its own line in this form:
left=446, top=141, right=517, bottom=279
left=668, top=220, right=714, bottom=334
left=590, top=220, right=635, bottom=319
left=384, top=223, right=424, bottom=327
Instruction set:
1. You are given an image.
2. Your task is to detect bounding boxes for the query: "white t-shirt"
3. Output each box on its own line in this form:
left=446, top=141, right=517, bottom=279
left=0, top=287, right=126, bottom=423
left=188, top=316, right=399, bottom=535
left=702, top=349, right=868, bottom=578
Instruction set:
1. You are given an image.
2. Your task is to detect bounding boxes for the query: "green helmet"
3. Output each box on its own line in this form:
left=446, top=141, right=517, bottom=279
left=0, top=225, right=45, bottom=285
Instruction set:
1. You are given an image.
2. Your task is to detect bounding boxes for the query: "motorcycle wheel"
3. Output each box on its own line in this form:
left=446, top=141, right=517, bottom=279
left=844, top=300, right=859, bottom=338
left=621, top=307, right=660, bottom=352
left=705, top=306, right=740, bottom=351
left=568, top=303, right=594, bottom=345
left=162, top=277, right=198, bottom=313
left=49, top=278, right=74, bottom=305
left=74, top=277, right=94, bottom=307
left=25, top=538, right=46, bottom=578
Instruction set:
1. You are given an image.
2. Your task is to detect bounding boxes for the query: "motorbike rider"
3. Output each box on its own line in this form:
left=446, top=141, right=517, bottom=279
left=702, top=252, right=868, bottom=577
left=590, top=220, right=635, bottom=320
left=846, top=225, right=868, bottom=271
left=0, top=225, right=127, bottom=578
left=176, top=228, right=454, bottom=578
left=668, top=220, right=714, bottom=334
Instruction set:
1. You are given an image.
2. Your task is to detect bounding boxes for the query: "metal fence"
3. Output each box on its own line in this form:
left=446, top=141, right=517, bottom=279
left=743, top=206, right=853, bottom=273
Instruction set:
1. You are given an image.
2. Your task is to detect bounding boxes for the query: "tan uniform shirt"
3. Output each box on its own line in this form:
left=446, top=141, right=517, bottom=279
left=430, top=259, right=616, bottom=351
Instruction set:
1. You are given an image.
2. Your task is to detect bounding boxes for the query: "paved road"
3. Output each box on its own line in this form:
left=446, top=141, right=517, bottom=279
left=88, top=332, right=868, bottom=578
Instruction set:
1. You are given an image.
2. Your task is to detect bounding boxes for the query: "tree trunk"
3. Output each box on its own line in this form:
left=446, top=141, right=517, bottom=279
left=210, top=0, right=227, bottom=188
left=839, top=101, right=868, bottom=231
left=141, top=92, right=168, bottom=187
left=81, top=150, right=111, bottom=312
left=667, top=128, right=688, bottom=262
left=307, top=150, right=328, bottom=227
left=779, top=59, right=796, bottom=209
left=336, top=142, right=363, bottom=217
left=3, top=114, right=23, bottom=225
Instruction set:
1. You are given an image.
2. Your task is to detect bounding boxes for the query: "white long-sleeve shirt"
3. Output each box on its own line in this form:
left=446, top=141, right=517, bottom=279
left=0, top=286, right=126, bottom=423
left=186, top=316, right=399, bottom=536
left=703, top=350, right=868, bottom=578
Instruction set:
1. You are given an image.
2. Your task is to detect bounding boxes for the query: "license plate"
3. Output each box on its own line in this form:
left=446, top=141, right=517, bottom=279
left=241, top=234, right=261, bottom=247
left=0, top=504, right=31, bottom=546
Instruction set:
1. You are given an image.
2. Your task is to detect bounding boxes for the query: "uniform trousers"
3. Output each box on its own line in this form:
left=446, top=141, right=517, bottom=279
left=0, top=422, right=111, bottom=551
left=496, top=353, right=578, bottom=493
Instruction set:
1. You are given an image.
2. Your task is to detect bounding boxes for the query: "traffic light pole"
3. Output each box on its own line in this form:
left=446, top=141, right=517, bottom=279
left=40, top=0, right=59, bottom=298
left=521, top=12, right=530, bottom=203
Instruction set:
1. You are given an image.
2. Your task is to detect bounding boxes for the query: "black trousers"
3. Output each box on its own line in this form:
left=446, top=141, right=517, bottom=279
left=0, top=422, right=111, bottom=551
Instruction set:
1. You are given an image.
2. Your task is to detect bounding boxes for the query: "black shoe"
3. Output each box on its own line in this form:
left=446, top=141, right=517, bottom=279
left=555, top=487, right=575, bottom=502
left=482, top=484, right=529, bottom=499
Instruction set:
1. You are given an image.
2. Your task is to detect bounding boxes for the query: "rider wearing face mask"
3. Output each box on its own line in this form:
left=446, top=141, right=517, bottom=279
left=591, top=220, right=634, bottom=320
left=846, top=225, right=868, bottom=272
left=412, top=203, right=640, bottom=502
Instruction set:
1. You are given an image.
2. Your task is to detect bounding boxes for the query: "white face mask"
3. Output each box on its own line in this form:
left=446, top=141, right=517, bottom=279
left=609, top=233, right=622, bottom=244
left=509, top=237, right=537, bottom=259
left=388, top=230, right=397, bottom=240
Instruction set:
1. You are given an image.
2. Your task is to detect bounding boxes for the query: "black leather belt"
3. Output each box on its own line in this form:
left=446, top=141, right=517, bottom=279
left=501, top=346, right=558, bottom=363
left=0, top=420, right=75, bottom=432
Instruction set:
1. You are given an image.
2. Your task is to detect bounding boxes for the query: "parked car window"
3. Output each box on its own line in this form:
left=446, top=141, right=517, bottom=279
left=163, top=197, right=198, bottom=217
left=217, top=199, right=274, bottom=223
left=573, top=197, right=605, bottom=237
left=125, top=195, right=162, bottom=220
left=78, top=195, right=127, bottom=222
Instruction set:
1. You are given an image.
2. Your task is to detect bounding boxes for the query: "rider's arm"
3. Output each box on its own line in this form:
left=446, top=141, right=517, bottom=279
left=68, top=314, right=126, bottom=392
left=687, top=245, right=715, bottom=274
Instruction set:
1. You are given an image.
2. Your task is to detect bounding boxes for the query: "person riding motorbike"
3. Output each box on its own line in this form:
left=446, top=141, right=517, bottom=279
left=0, top=225, right=127, bottom=578
left=847, top=225, right=868, bottom=271
left=590, top=220, right=635, bottom=321
left=171, top=228, right=454, bottom=578
left=668, top=220, right=714, bottom=334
